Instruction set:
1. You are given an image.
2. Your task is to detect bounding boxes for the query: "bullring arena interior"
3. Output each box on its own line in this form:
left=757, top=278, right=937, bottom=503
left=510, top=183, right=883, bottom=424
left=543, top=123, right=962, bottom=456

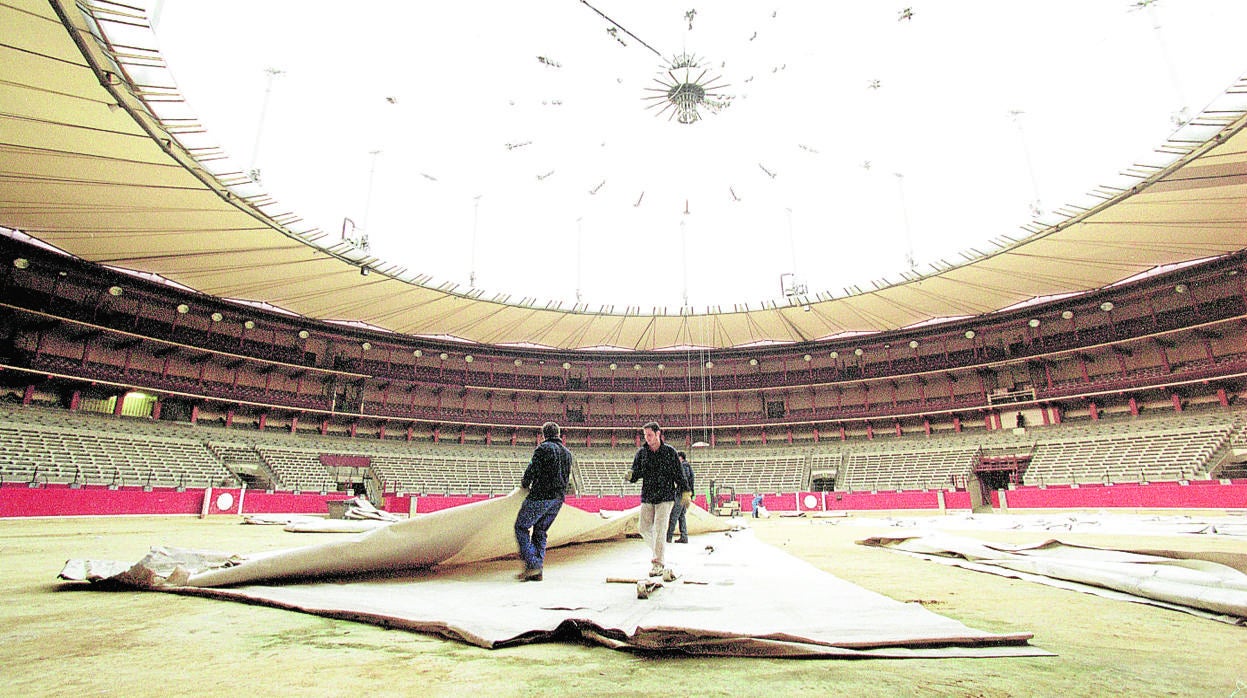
left=2, top=1, right=1247, bottom=695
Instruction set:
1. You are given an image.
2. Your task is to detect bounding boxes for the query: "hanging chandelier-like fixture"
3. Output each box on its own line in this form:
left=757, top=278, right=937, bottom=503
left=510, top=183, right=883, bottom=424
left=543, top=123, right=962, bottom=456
left=643, top=53, right=733, bottom=124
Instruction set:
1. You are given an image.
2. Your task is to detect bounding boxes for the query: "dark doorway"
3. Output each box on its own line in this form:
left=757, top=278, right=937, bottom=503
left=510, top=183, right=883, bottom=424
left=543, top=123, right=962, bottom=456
left=978, top=470, right=1012, bottom=496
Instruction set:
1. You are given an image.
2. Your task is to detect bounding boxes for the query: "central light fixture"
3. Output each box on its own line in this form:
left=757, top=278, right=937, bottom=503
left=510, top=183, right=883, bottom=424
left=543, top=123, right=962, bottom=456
left=643, top=53, right=732, bottom=124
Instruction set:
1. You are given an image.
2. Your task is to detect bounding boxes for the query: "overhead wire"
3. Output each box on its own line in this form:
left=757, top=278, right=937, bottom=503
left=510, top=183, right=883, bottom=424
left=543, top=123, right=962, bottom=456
left=577, top=0, right=664, bottom=58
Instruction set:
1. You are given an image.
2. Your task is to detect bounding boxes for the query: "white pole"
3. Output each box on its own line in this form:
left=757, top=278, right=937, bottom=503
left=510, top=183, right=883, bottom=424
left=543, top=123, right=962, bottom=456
left=893, top=173, right=915, bottom=269
left=575, top=217, right=583, bottom=303
left=249, top=68, right=284, bottom=182
left=470, top=195, right=482, bottom=288
left=680, top=218, right=688, bottom=307
left=361, top=150, right=382, bottom=241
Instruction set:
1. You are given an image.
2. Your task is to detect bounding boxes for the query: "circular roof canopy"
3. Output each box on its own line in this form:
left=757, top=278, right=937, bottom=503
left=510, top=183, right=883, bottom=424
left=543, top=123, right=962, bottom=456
left=2, top=1, right=1245, bottom=351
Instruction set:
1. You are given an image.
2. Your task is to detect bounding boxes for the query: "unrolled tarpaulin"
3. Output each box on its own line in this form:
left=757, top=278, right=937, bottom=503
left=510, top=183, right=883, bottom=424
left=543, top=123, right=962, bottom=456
left=859, top=534, right=1247, bottom=625
left=58, top=491, right=1048, bottom=657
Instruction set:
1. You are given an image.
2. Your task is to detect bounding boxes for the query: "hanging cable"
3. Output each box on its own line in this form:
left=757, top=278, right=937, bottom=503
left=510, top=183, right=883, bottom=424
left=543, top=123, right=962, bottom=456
left=578, top=0, right=664, bottom=57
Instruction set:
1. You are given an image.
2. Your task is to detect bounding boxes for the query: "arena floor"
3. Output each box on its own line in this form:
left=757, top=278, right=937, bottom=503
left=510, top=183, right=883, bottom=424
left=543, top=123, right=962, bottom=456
left=4, top=510, right=1245, bottom=697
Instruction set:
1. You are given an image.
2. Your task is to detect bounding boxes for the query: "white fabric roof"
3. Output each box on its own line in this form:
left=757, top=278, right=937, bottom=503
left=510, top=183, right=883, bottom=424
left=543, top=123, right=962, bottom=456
left=1, top=0, right=1244, bottom=350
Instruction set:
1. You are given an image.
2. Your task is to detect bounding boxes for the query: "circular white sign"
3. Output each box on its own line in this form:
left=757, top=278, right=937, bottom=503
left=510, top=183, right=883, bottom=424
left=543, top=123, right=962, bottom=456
left=216, top=492, right=234, bottom=511
left=803, top=494, right=818, bottom=509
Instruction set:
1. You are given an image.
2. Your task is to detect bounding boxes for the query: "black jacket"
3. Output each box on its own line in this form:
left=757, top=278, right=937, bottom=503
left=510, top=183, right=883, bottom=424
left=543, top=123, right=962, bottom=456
left=521, top=437, right=572, bottom=501
left=680, top=459, right=695, bottom=495
left=629, top=441, right=691, bottom=504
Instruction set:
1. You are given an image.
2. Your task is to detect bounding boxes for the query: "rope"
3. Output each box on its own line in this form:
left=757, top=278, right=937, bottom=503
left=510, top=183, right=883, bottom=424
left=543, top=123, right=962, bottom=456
left=578, top=0, right=664, bottom=58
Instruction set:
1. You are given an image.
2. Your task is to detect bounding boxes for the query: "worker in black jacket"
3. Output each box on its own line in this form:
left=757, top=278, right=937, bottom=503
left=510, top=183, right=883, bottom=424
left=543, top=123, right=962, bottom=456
left=514, top=421, right=572, bottom=582
left=628, top=421, right=692, bottom=577
left=666, top=450, right=695, bottom=543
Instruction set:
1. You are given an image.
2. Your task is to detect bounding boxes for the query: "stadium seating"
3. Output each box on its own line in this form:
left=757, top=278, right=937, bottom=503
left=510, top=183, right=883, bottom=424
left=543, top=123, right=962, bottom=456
left=1, top=403, right=1243, bottom=497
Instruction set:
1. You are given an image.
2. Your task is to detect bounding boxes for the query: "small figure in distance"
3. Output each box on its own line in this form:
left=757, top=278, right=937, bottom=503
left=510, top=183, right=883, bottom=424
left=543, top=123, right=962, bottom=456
left=666, top=451, right=695, bottom=544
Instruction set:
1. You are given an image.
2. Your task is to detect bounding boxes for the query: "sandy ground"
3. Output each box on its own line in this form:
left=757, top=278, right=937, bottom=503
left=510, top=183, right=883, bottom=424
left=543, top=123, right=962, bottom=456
left=2, top=511, right=1245, bottom=697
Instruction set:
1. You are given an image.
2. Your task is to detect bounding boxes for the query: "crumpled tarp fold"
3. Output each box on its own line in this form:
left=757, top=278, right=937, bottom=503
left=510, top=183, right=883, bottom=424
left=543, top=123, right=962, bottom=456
left=859, top=534, right=1247, bottom=625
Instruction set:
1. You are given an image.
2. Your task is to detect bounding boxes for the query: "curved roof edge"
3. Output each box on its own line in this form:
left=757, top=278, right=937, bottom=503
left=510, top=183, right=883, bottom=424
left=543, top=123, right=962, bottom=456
left=2, top=1, right=1244, bottom=351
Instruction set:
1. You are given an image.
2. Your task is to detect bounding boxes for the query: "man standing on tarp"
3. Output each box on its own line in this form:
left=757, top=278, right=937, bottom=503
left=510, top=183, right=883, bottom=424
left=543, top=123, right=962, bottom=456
left=514, top=421, right=573, bottom=582
left=629, top=421, right=692, bottom=577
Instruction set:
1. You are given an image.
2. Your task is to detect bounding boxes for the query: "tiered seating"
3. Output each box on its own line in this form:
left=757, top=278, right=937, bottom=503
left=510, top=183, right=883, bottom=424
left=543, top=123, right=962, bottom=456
left=840, top=447, right=979, bottom=492
left=0, top=421, right=229, bottom=487
left=253, top=447, right=336, bottom=492
left=686, top=452, right=805, bottom=493
left=573, top=454, right=641, bottom=496
left=369, top=452, right=526, bottom=495
left=1024, top=422, right=1234, bottom=485
left=809, top=453, right=842, bottom=479
left=2, top=403, right=1243, bottom=494
left=206, top=442, right=263, bottom=467
left=572, top=447, right=804, bottom=495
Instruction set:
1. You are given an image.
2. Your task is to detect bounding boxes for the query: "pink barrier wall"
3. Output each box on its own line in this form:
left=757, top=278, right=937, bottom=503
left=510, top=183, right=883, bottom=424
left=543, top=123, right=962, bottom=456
left=239, top=490, right=348, bottom=515
left=399, top=494, right=491, bottom=513
left=1005, top=482, right=1247, bottom=509
left=0, top=484, right=368, bottom=518
left=823, top=490, right=942, bottom=511
left=3, top=482, right=1244, bottom=518
left=944, top=491, right=974, bottom=510
left=0, top=484, right=205, bottom=517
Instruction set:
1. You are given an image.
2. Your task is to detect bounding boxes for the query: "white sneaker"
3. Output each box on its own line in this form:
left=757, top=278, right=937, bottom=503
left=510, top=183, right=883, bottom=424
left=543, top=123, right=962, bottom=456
left=649, top=562, right=665, bottom=577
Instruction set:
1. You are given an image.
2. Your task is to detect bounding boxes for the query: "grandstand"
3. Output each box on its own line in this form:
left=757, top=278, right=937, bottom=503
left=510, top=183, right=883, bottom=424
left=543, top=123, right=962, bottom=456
left=2, top=401, right=1243, bottom=513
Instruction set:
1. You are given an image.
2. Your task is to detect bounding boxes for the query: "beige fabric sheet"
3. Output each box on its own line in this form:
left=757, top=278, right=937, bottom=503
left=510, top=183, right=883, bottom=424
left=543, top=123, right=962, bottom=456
left=860, top=534, right=1247, bottom=625
left=59, top=492, right=1047, bottom=657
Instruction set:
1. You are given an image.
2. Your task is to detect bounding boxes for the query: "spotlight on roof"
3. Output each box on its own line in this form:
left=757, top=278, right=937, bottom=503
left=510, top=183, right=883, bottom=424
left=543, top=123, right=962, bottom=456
left=13, top=258, right=29, bottom=269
